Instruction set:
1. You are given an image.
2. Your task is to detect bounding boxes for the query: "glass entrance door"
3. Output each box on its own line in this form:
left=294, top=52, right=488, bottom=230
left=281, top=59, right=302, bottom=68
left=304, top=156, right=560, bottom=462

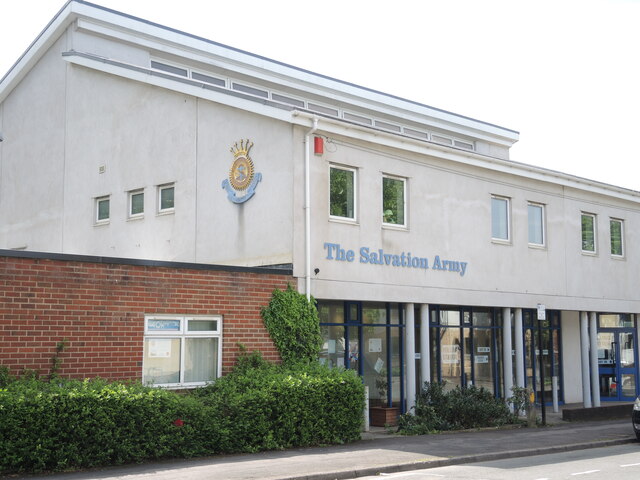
left=598, top=330, right=637, bottom=401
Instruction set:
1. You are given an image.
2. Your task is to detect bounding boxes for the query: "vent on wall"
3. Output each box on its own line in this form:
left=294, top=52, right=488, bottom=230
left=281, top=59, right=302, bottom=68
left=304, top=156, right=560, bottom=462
left=148, top=58, right=476, bottom=152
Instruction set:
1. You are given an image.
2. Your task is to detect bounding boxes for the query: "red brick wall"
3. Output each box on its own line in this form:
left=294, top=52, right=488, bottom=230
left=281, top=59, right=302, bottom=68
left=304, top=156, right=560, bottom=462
left=0, top=253, right=293, bottom=380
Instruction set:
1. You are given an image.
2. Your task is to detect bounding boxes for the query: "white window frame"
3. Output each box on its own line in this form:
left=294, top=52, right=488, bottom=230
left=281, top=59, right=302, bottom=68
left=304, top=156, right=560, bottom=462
left=143, top=315, right=222, bottom=388
left=95, top=195, right=110, bottom=225
left=128, top=189, right=144, bottom=219
left=491, top=195, right=510, bottom=243
left=609, top=217, right=625, bottom=258
left=581, top=212, right=597, bottom=254
left=527, top=202, right=546, bottom=247
left=382, top=174, right=407, bottom=228
left=329, top=164, right=357, bottom=222
left=157, top=183, right=175, bottom=214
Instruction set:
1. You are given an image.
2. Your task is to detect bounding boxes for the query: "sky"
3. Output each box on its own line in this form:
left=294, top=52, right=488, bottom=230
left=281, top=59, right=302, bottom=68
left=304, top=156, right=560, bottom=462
left=1, top=0, right=639, bottom=191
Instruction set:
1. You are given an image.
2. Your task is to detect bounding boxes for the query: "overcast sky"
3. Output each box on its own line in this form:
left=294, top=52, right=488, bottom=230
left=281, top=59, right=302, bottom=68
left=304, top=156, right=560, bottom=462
left=1, top=0, right=639, bottom=191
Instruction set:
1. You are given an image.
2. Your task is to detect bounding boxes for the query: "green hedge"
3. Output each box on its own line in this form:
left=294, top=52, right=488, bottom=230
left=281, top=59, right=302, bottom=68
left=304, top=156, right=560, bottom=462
left=398, top=381, right=517, bottom=435
left=0, top=361, right=364, bottom=474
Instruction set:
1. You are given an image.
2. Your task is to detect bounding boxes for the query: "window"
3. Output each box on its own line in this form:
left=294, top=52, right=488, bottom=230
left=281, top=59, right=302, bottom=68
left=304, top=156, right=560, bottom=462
left=329, top=165, right=356, bottom=220
left=382, top=175, right=406, bottom=226
left=143, top=315, right=222, bottom=387
left=158, top=184, right=175, bottom=213
left=610, top=218, right=624, bottom=257
left=491, top=195, right=510, bottom=241
left=527, top=202, right=545, bottom=246
left=129, top=189, right=144, bottom=218
left=581, top=213, right=597, bottom=253
left=95, top=196, right=110, bottom=224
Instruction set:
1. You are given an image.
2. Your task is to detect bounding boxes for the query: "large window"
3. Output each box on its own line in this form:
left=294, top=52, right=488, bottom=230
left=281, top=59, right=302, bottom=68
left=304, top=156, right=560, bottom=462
left=610, top=218, right=624, bottom=257
left=581, top=213, right=597, bottom=253
left=329, top=165, right=356, bottom=220
left=382, top=175, right=406, bottom=226
left=527, top=202, right=545, bottom=246
left=143, top=315, right=222, bottom=387
left=95, top=196, right=110, bottom=224
left=491, top=195, right=510, bottom=241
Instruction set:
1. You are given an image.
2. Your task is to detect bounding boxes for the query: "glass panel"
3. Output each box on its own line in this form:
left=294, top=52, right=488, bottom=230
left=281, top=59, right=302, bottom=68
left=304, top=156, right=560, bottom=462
left=597, top=332, right=616, bottom=366
left=143, top=338, right=180, bottom=384
left=610, top=219, right=623, bottom=256
left=581, top=214, right=595, bottom=251
left=363, top=326, right=389, bottom=406
left=130, top=192, right=144, bottom=215
left=382, top=176, right=405, bottom=225
left=621, top=374, right=636, bottom=398
left=362, top=303, right=387, bottom=324
left=600, top=313, right=633, bottom=328
left=620, top=332, right=635, bottom=369
left=160, top=186, right=174, bottom=210
left=97, top=198, right=110, bottom=221
left=390, top=326, right=402, bottom=405
left=184, top=337, right=217, bottom=383
left=429, top=326, right=438, bottom=385
left=188, top=319, right=217, bottom=331
left=320, top=325, right=345, bottom=369
left=600, top=373, right=618, bottom=398
left=472, top=309, right=492, bottom=327
left=439, top=310, right=460, bottom=326
left=347, top=326, right=360, bottom=373
left=329, top=167, right=355, bottom=219
left=473, top=328, right=494, bottom=391
left=147, top=318, right=181, bottom=332
left=491, top=197, right=508, bottom=240
left=317, top=301, right=345, bottom=324
left=463, top=328, right=472, bottom=386
left=528, top=204, right=544, bottom=244
left=439, top=327, right=461, bottom=392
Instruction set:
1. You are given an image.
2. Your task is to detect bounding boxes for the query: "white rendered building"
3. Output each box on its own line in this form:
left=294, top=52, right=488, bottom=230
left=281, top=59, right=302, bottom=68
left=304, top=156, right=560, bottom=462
left=1, top=0, right=639, bottom=413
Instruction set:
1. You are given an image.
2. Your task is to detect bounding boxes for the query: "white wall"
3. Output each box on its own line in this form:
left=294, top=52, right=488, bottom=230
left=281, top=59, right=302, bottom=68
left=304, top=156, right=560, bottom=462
left=302, top=131, right=640, bottom=314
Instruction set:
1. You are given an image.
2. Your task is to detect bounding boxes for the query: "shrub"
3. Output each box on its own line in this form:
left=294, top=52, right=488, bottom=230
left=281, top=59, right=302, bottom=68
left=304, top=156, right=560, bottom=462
left=0, top=356, right=365, bottom=474
left=0, top=379, right=214, bottom=473
left=261, top=284, right=323, bottom=365
left=398, top=381, right=516, bottom=435
left=193, top=353, right=365, bottom=452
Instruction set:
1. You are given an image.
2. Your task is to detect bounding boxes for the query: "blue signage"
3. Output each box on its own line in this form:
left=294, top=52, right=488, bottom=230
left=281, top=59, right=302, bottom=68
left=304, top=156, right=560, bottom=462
left=323, top=242, right=468, bottom=277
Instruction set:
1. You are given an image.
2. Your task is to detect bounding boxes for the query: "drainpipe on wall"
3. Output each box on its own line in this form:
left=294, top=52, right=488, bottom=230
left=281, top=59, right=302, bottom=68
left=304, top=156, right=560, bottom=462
left=304, top=117, right=319, bottom=300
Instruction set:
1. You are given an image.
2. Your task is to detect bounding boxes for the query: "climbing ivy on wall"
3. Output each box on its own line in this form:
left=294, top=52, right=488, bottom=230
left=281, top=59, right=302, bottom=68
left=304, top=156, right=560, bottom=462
left=261, top=284, right=323, bottom=365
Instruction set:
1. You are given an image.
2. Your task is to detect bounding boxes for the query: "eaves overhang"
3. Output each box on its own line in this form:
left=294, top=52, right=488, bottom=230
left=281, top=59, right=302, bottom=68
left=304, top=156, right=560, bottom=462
left=0, top=0, right=518, bottom=147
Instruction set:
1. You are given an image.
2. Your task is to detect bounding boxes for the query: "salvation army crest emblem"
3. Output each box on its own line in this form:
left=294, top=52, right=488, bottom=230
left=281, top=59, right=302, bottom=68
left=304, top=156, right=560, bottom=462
left=222, top=139, right=262, bottom=203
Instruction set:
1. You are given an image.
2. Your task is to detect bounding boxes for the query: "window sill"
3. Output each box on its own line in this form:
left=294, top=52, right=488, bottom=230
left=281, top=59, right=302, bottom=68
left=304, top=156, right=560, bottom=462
left=157, top=209, right=175, bottom=217
left=127, top=215, right=144, bottom=222
left=382, top=223, right=408, bottom=232
left=528, top=243, right=546, bottom=251
left=94, top=220, right=110, bottom=227
left=581, top=250, right=597, bottom=257
left=329, top=216, right=359, bottom=226
left=611, top=254, right=626, bottom=261
left=491, top=238, right=511, bottom=246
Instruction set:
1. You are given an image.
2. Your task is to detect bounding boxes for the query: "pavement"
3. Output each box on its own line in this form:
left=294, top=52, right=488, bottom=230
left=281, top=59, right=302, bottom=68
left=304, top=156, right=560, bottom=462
left=11, top=412, right=639, bottom=480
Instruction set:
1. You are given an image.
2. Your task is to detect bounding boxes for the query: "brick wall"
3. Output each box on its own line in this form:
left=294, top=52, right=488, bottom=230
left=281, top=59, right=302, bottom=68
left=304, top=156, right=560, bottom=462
left=0, top=252, right=293, bottom=380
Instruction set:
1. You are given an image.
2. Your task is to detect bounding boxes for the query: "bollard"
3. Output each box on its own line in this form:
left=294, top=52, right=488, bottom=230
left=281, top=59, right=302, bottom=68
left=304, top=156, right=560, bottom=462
left=552, top=376, right=559, bottom=413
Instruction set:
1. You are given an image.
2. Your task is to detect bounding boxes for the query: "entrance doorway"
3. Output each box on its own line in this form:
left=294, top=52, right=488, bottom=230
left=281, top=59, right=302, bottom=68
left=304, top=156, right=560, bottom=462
left=598, top=329, right=637, bottom=401
left=317, top=301, right=405, bottom=411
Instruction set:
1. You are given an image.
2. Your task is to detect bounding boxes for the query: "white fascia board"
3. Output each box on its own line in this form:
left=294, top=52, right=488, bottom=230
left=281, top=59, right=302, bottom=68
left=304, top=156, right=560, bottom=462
left=291, top=111, right=640, bottom=205
left=72, top=12, right=518, bottom=147
left=62, top=53, right=294, bottom=124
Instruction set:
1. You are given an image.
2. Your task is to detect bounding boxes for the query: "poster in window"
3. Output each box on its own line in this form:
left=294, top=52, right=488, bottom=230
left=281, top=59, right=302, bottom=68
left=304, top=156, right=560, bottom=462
left=149, top=338, right=172, bottom=358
